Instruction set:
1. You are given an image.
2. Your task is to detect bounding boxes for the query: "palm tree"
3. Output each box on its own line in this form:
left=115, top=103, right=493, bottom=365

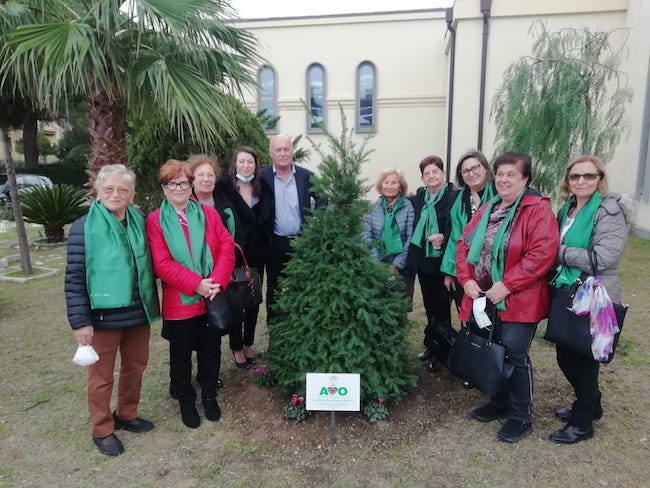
left=1, top=0, right=260, bottom=185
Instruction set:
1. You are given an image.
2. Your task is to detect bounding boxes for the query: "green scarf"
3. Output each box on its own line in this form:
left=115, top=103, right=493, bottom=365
left=466, top=189, right=526, bottom=310
left=223, top=207, right=236, bottom=238
left=551, top=192, right=603, bottom=288
left=381, top=195, right=405, bottom=256
left=411, top=183, right=447, bottom=257
left=159, top=198, right=213, bottom=304
left=440, top=184, right=495, bottom=276
left=84, top=200, right=160, bottom=323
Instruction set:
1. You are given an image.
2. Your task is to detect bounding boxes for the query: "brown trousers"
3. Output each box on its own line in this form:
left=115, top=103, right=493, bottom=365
left=87, top=325, right=150, bottom=437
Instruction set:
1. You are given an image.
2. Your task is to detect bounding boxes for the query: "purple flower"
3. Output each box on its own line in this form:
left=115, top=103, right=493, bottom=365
left=377, top=397, right=384, bottom=405
left=291, top=394, right=298, bottom=405
left=298, top=396, right=304, bottom=404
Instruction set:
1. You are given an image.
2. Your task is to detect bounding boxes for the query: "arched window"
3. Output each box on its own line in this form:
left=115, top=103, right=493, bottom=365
left=306, top=63, right=326, bottom=132
left=356, top=61, right=376, bottom=132
left=258, top=65, right=277, bottom=132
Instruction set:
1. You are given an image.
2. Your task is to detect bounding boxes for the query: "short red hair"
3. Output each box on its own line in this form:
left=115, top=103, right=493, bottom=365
left=159, top=159, right=193, bottom=184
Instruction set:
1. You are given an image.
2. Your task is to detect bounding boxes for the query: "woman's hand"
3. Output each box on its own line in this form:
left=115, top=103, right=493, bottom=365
left=486, top=280, right=510, bottom=304
left=463, top=279, right=483, bottom=299
left=196, top=278, right=220, bottom=299
left=427, top=233, right=444, bottom=249
left=388, top=265, right=400, bottom=276
left=444, top=275, right=456, bottom=292
left=74, top=325, right=94, bottom=345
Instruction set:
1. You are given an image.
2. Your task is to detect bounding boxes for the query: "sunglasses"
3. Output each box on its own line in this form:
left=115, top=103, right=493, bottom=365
left=568, top=173, right=601, bottom=182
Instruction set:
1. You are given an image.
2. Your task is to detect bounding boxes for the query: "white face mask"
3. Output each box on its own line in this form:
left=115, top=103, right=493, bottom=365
left=236, top=173, right=254, bottom=183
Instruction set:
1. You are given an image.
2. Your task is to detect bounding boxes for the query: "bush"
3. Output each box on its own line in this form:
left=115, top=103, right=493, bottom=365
left=20, top=185, right=88, bottom=242
left=267, top=110, right=416, bottom=406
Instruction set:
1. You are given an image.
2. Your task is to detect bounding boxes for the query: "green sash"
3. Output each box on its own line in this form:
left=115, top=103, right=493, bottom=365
left=159, top=199, right=213, bottom=304
left=223, top=207, right=235, bottom=238
left=84, top=200, right=160, bottom=323
left=466, top=189, right=526, bottom=310
left=440, top=184, right=494, bottom=276
left=410, top=184, right=447, bottom=257
left=551, top=192, right=603, bottom=288
left=380, top=195, right=405, bottom=256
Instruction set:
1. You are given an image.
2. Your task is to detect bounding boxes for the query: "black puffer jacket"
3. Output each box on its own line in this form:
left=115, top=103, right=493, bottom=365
left=65, top=214, right=150, bottom=330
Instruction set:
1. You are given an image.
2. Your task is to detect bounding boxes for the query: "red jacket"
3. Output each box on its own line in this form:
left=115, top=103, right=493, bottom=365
left=146, top=205, right=235, bottom=320
left=456, top=192, right=559, bottom=323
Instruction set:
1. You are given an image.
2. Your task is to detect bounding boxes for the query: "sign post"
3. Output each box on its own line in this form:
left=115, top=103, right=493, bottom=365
left=306, top=373, right=360, bottom=446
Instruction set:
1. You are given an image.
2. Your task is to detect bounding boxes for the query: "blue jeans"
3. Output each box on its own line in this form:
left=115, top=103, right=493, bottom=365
left=490, top=321, right=538, bottom=423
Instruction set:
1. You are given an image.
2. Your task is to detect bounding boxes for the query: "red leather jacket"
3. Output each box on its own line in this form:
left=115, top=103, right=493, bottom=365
left=146, top=204, right=235, bottom=320
left=456, top=192, right=559, bottom=323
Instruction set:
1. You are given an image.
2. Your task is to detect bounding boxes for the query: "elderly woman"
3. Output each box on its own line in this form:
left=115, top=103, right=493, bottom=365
left=65, top=164, right=160, bottom=456
left=214, top=147, right=273, bottom=368
left=146, top=160, right=234, bottom=429
left=363, top=168, right=415, bottom=295
left=548, top=156, right=632, bottom=444
left=406, top=156, right=458, bottom=363
left=456, top=152, right=559, bottom=443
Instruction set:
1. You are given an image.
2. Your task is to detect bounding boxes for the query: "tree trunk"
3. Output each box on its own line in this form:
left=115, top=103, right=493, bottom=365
left=86, top=77, right=127, bottom=192
left=1, top=128, right=32, bottom=275
left=22, top=111, right=39, bottom=170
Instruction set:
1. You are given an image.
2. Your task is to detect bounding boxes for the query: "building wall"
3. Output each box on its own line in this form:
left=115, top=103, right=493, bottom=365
left=234, top=0, right=649, bottom=233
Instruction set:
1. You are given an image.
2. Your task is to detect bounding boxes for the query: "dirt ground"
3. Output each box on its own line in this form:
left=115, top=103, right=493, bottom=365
left=1, top=234, right=649, bottom=487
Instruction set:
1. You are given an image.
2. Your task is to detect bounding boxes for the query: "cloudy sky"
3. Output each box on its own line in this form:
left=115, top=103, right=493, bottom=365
left=230, top=0, right=454, bottom=19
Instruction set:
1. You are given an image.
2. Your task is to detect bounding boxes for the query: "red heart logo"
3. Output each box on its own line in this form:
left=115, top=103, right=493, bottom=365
left=327, top=386, right=337, bottom=395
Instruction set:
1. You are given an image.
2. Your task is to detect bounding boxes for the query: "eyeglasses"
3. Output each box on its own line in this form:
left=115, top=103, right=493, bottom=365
left=164, top=180, right=191, bottom=190
left=461, top=164, right=482, bottom=176
left=568, top=172, right=601, bottom=182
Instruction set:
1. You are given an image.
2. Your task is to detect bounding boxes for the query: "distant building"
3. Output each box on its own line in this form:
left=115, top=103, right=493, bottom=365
left=234, top=0, right=650, bottom=236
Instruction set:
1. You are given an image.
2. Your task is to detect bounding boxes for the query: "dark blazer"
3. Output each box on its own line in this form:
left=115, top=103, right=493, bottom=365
left=406, top=185, right=459, bottom=276
left=260, top=163, right=325, bottom=231
left=213, top=176, right=274, bottom=269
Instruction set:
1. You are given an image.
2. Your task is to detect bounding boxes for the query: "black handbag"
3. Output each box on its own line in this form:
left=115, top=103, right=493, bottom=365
left=202, top=243, right=244, bottom=335
left=544, top=249, right=628, bottom=363
left=423, top=318, right=457, bottom=367
left=231, top=243, right=263, bottom=309
left=448, top=308, right=514, bottom=397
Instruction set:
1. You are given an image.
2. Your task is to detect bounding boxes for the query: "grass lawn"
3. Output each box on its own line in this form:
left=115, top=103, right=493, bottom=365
left=0, top=229, right=648, bottom=487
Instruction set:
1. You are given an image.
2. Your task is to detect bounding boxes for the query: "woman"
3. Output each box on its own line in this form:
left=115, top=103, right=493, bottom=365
left=456, top=152, right=559, bottom=443
left=65, top=164, right=160, bottom=456
left=146, top=160, right=234, bottom=428
left=548, top=155, right=632, bottom=444
left=363, top=168, right=415, bottom=296
left=441, top=150, right=494, bottom=303
left=406, top=156, right=458, bottom=363
left=213, top=147, right=273, bottom=368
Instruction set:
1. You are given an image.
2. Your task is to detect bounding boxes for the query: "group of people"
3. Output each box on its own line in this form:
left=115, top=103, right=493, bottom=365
left=65, top=136, right=631, bottom=456
left=65, top=134, right=320, bottom=456
left=363, top=151, right=631, bottom=444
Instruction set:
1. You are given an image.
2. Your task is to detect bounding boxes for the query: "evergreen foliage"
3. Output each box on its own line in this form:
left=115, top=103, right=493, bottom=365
left=20, top=184, right=88, bottom=242
left=491, top=22, right=632, bottom=197
left=267, top=111, right=416, bottom=405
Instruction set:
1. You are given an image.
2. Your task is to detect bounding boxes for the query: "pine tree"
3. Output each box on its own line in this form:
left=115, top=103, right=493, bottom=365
left=267, top=111, right=416, bottom=406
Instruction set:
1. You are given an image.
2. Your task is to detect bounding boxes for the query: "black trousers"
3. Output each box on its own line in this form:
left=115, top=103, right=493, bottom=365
left=164, top=314, right=221, bottom=402
left=556, top=345, right=601, bottom=429
left=418, top=271, right=452, bottom=326
left=265, top=235, right=294, bottom=325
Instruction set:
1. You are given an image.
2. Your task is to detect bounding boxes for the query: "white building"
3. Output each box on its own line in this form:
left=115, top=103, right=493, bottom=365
left=234, top=0, right=650, bottom=236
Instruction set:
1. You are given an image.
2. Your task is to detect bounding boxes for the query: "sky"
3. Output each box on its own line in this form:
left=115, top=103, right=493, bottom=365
left=230, top=0, right=454, bottom=19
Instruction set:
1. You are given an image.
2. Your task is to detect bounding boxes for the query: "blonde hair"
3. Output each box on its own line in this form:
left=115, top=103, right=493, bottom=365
left=375, top=168, right=408, bottom=196
left=560, top=155, right=608, bottom=200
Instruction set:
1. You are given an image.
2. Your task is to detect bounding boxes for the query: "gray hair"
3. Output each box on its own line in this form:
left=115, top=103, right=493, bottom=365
left=94, top=164, right=136, bottom=194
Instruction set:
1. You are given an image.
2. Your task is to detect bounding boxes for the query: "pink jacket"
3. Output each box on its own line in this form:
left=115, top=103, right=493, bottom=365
left=146, top=205, right=235, bottom=320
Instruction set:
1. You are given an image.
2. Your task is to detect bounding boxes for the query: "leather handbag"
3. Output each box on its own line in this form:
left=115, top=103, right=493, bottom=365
left=231, top=243, right=263, bottom=309
left=448, top=308, right=514, bottom=397
left=544, top=248, right=628, bottom=363
left=204, top=286, right=243, bottom=336
left=545, top=283, right=627, bottom=363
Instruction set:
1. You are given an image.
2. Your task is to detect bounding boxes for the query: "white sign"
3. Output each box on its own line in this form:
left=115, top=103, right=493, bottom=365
left=305, top=373, right=360, bottom=412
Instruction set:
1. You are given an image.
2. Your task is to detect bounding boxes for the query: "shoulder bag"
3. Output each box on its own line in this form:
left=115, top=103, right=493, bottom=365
left=202, top=243, right=243, bottom=335
left=544, top=248, right=628, bottom=363
left=231, top=243, right=263, bottom=309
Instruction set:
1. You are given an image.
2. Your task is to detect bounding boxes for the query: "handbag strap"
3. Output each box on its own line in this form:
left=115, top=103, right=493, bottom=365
left=234, top=242, right=250, bottom=269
